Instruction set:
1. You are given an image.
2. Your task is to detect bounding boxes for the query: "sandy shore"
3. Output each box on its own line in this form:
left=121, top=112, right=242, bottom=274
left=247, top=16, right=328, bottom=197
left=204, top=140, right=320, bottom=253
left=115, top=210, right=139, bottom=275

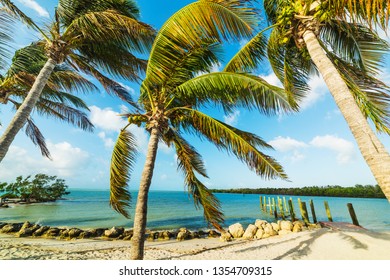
left=1, top=225, right=389, bottom=260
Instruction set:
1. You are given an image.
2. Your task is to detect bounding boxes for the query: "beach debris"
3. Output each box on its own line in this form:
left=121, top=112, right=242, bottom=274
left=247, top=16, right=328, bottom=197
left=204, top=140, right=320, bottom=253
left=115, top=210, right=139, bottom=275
left=228, top=223, right=245, bottom=238
left=243, top=224, right=258, bottom=240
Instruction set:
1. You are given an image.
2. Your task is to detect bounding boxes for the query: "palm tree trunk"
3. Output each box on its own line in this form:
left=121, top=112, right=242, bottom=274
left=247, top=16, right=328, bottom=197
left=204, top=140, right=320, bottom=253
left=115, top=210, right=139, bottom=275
left=0, top=58, right=56, bottom=162
left=131, top=127, right=160, bottom=260
left=302, top=30, right=390, bottom=201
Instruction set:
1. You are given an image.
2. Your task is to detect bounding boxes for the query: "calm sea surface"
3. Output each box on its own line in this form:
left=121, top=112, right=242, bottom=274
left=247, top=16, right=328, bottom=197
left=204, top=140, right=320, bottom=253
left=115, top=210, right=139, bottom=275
left=1, top=190, right=389, bottom=232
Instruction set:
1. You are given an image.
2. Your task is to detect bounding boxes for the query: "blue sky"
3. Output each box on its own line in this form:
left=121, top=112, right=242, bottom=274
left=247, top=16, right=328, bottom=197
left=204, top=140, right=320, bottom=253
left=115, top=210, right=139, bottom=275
left=1, top=0, right=389, bottom=190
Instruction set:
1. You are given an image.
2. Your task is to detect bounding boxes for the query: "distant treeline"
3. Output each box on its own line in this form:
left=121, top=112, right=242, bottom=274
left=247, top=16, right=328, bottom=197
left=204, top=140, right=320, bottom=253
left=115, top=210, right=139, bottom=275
left=210, top=185, right=385, bottom=198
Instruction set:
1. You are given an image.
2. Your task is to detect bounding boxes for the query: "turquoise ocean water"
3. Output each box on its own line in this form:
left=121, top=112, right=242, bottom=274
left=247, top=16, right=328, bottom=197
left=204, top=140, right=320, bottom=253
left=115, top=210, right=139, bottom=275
left=1, top=190, right=389, bottom=232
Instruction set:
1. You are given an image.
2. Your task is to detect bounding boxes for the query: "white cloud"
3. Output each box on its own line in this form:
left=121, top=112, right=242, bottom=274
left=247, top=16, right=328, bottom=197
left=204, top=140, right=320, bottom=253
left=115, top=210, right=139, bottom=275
left=17, top=0, right=49, bottom=17
left=89, top=105, right=149, bottom=154
left=310, top=135, right=356, bottom=164
left=223, top=110, right=240, bottom=126
left=98, top=132, right=115, bottom=148
left=0, top=141, right=89, bottom=179
left=268, top=136, right=308, bottom=152
left=89, top=105, right=127, bottom=131
left=299, top=75, right=328, bottom=110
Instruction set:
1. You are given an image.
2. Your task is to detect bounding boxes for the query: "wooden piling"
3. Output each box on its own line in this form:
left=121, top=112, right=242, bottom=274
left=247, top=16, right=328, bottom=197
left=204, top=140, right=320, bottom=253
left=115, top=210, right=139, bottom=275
left=268, top=197, right=272, bottom=214
left=278, top=197, right=285, bottom=220
left=283, top=197, right=288, bottom=212
left=263, top=196, right=267, bottom=212
left=309, top=199, right=317, bottom=223
left=272, top=197, right=276, bottom=212
left=260, top=196, right=263, bottom=211
left=347, top=203, right=360, bottom=226
left=288, top=198, right=296, bottom=222
left=300, top=201, right=310, bottom=225
left=324, top=201, right=333, bottom=222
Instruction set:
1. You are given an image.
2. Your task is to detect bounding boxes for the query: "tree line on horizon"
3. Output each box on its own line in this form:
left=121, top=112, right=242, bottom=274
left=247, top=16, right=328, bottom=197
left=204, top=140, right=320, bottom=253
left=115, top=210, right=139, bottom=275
left=210, top=184, right=385, bottom=198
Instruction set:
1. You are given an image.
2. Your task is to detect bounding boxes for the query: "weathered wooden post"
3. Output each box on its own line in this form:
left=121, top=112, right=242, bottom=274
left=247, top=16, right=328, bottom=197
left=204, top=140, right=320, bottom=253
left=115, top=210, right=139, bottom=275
left=288, top=198, right=296, bottom=222
left=260, top=196, right=263, bottom=212
left=300, top=201, right=310, bottom=225
left=263, top=196, right=267, bottom=212
left=283, top=197, right=288, bottom=212
left=347, top=203, right=360, bottom=226
left=324, top=201, right=333, bottom=222
left=268, top=197, right=272, bottom=215
left=272, top=197, right=276, bottom=213
left=278, top=197, right=285, bottom=220
left=309, top=199, right=317, bottom=223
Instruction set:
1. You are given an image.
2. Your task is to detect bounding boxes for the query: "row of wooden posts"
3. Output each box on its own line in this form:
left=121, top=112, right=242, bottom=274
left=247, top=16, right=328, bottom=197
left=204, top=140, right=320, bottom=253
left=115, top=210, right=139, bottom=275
left=259, top=196, right=360, bottom=226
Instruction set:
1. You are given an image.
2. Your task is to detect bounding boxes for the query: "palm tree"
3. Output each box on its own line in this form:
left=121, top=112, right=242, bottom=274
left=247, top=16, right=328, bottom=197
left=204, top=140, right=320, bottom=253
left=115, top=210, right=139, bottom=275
left=110, top=0, right=294, bottom=260
left=229, top=0, right=390, bottom=201
left=1, top=44, right=95, bottom=158
left=0, top=0, right=155, bottom=162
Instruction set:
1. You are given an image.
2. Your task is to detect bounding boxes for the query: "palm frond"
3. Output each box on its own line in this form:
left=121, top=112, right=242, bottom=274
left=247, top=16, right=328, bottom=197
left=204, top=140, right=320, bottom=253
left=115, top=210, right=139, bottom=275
left=179, top=108, right=288, bottom=180
left=224, top=30, right=268, bottom=72
left=58, top=0, right=140, bottom=26
left=110, top=128, right=138, bottom=218
left=267, top=28, right=312, bottom=106
left=69, top=53, right=139, bottom=108
left=175, top=72, right=294, bottom=114
left=33, top=98, right=94, bottom=132
left=25, top=118, right=51, bottom=159
left=163, top=128, right=223, bottom=229
left=64, top=9, right=155, bottom=54
left=46, top=68, right=98, bottom=93
left=145, top=0, right=256, bottom=85
left=320, top=21, right=389, bottom=75
left=0, top=0, right=41, bottom=31
left=39, top=90, right=90, bottom=110
left=327, top=0, right=390, bottom=29
left=326, top=51, right=390, bottom=134
left=75, top=42, right=148, bottom=82
left=0, top=10, right=14, bottom=70
left=7, top=43, right=47, bottom=77
left=162, top=128, right=208, bottom=178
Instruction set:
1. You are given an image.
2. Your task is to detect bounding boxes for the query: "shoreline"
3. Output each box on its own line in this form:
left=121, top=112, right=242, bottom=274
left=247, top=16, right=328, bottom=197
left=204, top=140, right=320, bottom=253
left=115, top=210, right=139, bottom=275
left=1, top=220, right=390, bottom=260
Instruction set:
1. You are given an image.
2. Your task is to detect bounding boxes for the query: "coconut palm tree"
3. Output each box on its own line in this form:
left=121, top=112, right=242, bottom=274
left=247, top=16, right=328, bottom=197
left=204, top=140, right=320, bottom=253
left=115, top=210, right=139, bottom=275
left=1, top=44, right=95, bottom=158
left=0, top=0, right=155, bottom=162
left=228, top=0, right=390, bottom=200
left=109, top=0, right=294, bottom=260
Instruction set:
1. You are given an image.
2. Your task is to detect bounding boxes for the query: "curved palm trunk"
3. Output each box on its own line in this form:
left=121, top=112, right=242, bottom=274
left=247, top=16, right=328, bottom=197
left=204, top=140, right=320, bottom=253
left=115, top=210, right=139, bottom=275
left=0, top=58, right=56, bottom=162
left=131, top=127, right=160, bottom=260
left=303, top=30, right=390, bottom=201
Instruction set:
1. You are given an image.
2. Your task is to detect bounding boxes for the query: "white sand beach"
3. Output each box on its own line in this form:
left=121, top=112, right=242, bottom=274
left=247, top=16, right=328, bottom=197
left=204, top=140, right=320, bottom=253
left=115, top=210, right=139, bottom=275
left=1, top=226, right=389, bottom=260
